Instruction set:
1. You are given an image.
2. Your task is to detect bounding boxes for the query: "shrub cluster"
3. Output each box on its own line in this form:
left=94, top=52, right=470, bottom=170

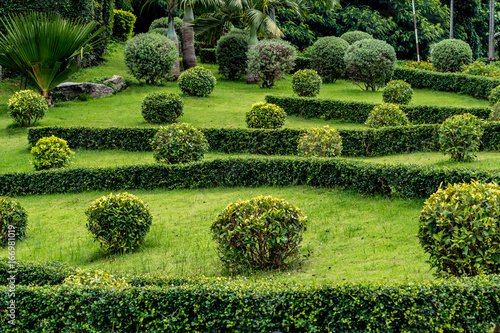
left=8, top=90, right=48, bottom=127
left=488, top=85, right=500, bottom=106
left=297, top=126, right=343, bottom=157
left=439, top=113, right=485, bottom=161
left=340, top=30, right=373, bottom=45
left=178, top=66, right=217, bottom=97
left=310, top=36, right=349, bottom=83
left=490, top=103, right=500, bottom=121
left=31, top=135, right=74, bottom=171
left=0, top=196, right=27, bottom=245
left=141, top=92, right=183, bottom=124
left=383, top=80, right=413, bottom=104
left=112, top=9, right=136, bottom=41
left=365, top=103, right=410, bottom=128
left=246, top=103, right=286, bottom=129
left=216, top=33, right=248, bottom=80
left=432, top=39, right=472, bottom=73
left=291, top=69, right=322, bottom=97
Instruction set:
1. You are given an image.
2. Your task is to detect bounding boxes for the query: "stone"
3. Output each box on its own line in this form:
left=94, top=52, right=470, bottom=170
left=103, top=75, right=126, bottom=91
left=54, top=82, right=114, bottom=100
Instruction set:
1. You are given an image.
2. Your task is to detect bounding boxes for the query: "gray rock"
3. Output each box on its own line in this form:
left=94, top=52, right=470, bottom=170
left=103, top=75, right=126, bottom=91
left=54, top=82, right=114, bottom=100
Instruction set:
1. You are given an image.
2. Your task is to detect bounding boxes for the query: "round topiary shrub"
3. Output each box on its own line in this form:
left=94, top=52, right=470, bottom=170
left=31, top=135, right=74, bottom=171
left=297, top=126, right=343, bottom=157
left=141, top=92, right=183, bottom=124
left=488, top=85, right=500, bottom=106
left=439, top=113, right=484, bottom=162
left=86, top=192, right=153, bottom=253
left=340, top=30, right=373, bottom=45
left=152, top=123, right=209, bottom=164
left=432, top=39, right=472, bottom=73
left=344, top=39, right=397, bottom=91
left=210, top=195, right=307, bottom=271
left=0, top=196, right=28, bottom=246
left=292, top=69, right=322, bottom=97
left=216, top=33, right=249, bottom=80
left=112, top=9, right=136, bottom=41
left=8, top=90, right=48, bottom=127
left=178, top=66, right=217, bottom=97
left=310, top=36, right=349, bottom=83
left=382, top=80, right=413, bottom=105
left=365, top=103, right=410, bottom=128
left=124, top=33, right=177, bottom=84
left=490, top=102, right=500, bottom=121
left=246, top=102, right=286, bottom=129
left=418, top=180, right=500, bottom=277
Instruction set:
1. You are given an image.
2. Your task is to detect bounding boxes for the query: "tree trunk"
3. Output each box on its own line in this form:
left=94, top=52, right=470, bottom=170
left=182, top=6, right=197, bottom=69
left=494, top=323, right=500, bottom=333
left=168, top=15, right=180, bottom=80
left=246, top=29, right=260, bottom=84
left=489, top=0, right=496, bottom=61
left=449, top=0, right=454, bottom=39
left=42, top=90, right=54, bottom=107
left=0, top=65, right=3, bottom=80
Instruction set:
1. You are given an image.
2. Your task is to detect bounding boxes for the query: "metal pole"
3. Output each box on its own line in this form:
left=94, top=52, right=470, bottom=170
left=412, top=0, right=420, bottom=61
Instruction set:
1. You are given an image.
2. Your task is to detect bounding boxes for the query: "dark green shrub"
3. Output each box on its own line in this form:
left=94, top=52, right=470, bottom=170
left=297, top=126, right=342, bottom=157
left=85, top=192, right=153, bottom=253
left=488, top=85, right=500, bottom=106
left=246, top=102, right=286, bottom=129
left=141, top=92, right=183, bottom=124
left=383, top=80, right=413, bottom=105
left=490, top=103, right=500, bottom=121
left=439, top=113, right=484, bottom=161
left=210, top=195, right=307, bottom=271
left=178, top=66, right=217, bottom=97
left=7, top=90, right=47, bottom=127
left=418, top=180, right=500, bottom=277
left=152, top=123, right=209, bottom=164
left=432, top=39, right=472, bottom=73
left=344, top=39, right=397, bottom=91
left=31, top=135, right=74, bottom=171
left=340, top=31, right=373, bottom=45
left=216, top=33, right=248, bottom=80
left=292, top=69, right=322, bottom=97
left=365, top=103, right=410, bottom=128
left=199, top=48, right=216, bottom=64
left=310, top=36, right=349, bottom=83
left=112, top=9, right=136, bottom=41
left=0, top=196, right=27, bottom=245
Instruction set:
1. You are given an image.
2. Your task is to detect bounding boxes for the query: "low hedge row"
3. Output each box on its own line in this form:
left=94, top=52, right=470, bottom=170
left=265, top=95, right=491, bottom=124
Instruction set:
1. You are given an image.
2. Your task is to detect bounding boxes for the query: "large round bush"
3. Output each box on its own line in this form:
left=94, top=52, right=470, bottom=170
left=0, top=197, right=28, bottom=246
left=382, top=80, right=413, bottom=105
left=246, top=102, right=286, bottom=129
left=297, top=126, right=343, bottom=157
left=178, top=66, right=217, bottom=97
left=31, top=135, right=74, bottom=171
left=432, top=39, right=472, bottom=73
left=488, top=85, right=500, bottom=106
left=152, top=123, right=209, bottom=164
left=439, top=113, right=484, bottom=162
left=310, top=36, right=349, bottom=83
left=8, top=90, right=48, bottom=127
left=86, top=192, right=153, bottom=253
left=365, top=103, right=410, bottom=128
left=344, top=39, right=397, bottom=91
left=124, top=33, right=177, bottom=84
left=418, top=181, right=500, bottom=277
left=216, top=33, right=249, bottom=80
left=141, top=92, right=183, bottom=123
left=210, top=195, right=307, bottom=271
left=292, top=69, right=322, bottom=97
left=340, top=31, right=373, bottom=45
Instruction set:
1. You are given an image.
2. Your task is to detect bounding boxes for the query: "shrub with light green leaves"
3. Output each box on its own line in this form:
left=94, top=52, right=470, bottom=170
left=383, top=80, right=413, bottom=105
left=0, top=197, right=28, bottom=246
left=488, top=85, right=500, bottom=106
left=292, top=69, right=322, bottom=97
left=178, top=66, right=217, bottom=97
left=246, top=103, right=286, bottom=129
left=340, top=30, right=373, bottom=45
left=211, top=195, right=307, bottom=271
left=365, top=103, right=410, bottom=128
left=490, top=103, right=500, bottom=121
left=141, top=92, right=183, bottom=124
left=432, top=39, right=472, bottom=73
left=31, top=136, right=74, bottom=171
left=85, top=192, right=153, bottom=253
left=64, top=268, right=130, bottom=288
left=112, top=9, right=136, bottom=41
left=439, top=113, right=484, bottom=161
left=310, top=36, right=349, bottom=83
left=297, top=126, right=342, bottom=157
left=8, top=90, right=48, bottom=127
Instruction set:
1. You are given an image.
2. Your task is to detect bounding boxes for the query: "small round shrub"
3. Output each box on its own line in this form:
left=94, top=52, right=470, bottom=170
left=141, top=92, right=183, bottom=124
left=124, top=33, right=177, bottom=84
left=418, top=180, right=500, bottom=277
left=297, top=126, right=343, bottom=157
left=439, top=113, right=484, bottom=162
left=246, top=102, right=286, bottom=129
left=31, top=135, right=74, bottom=171
left=210, top=195, right=307, bottom=271
left=382, top=80, right=413, bottom=105
left=310, top=36, right=349, bottom=83
left=490, top=102, right=500, bottom=121
left=152, top=123, right=209, bottom=164
left=8, top=90, right=48, bottom=127
left=432, top=39, right=472, bottom=73
left=85, top=192, right=153, bottom=253
left=0, top=196, right=28, bottom=246
left=365, top=103, right=410, bottom=128
left=340, top=30, right=373, bottom=45
left=112, top=9, right=136, bottom=41
left=178, top=66, right=217, bottom=97
left=64, top=269, right=130, bottom=288
left=344, top=39, right=397, bottom=91
left=488, top=85, right=500, bottom=106
left=216, top=33, right=249, bottom=80
left=292, top=69, right=322, bottom=97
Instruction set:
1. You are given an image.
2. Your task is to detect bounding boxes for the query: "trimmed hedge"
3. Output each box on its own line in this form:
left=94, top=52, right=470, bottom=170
left=199, top=48, right=217, bottom=64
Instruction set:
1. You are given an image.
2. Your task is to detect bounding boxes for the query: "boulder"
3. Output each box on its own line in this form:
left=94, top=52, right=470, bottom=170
left=54, top=82, right=114, bottom=100
left=103, top=75, right=126, bottom=91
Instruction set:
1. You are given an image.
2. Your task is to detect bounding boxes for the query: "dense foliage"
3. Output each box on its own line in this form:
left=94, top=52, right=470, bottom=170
left=310, top=36, right=349, bottom=83
left=0, top=196, right=27, bottom=245
left=382, top=80, right=413, bottom=105
left=31, top=136, right=74, bottom=171
left=112, top=9, right=136, bottom=41
left=340, top=30, right=373, bottom=45
left=291, top=69, right=322, bottom=97
left=439, top=113, right=485, bottom=162
left=490, top=103, right=500, bottom=121
left=432, top=39, right=473, bottom=73
left=216, top=33, right=248, bottom=80
left=297, top=126, right=343, bottom=157
left=141, top=92, right=183, bottom=124
left=365, top=103, right=410, bottom=128
left=489, top=85, right=500, bottom=106
left=7, top=90, right=47, bottom=126
left=246, top=103, right=286, bottom=129
left=178, top=66, right=217, bottom=97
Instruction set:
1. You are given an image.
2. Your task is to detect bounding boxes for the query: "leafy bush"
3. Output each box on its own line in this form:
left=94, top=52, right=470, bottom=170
left=0, top=196, right=27, bottom=246
left=148, top=28, right=169, bottom=38
left=210, top=195, right=307, bottom=271
left=419, top=180, right=500, bottom=277
left=344, top=39, right=397, bottom=91
left=216, top=33, right=248, bottom=80
left=141, top=92, right=183, bottom=124
left=310, top=36, right=349, bottom=83
left=152, top=123, right=209, bottom=164
left=340, top=31, right=373, bottom=45
left=365, top=103, right=410, bottom=128
left=292, top=69, right=322, bottom=97
left=64, top=268, right=130, bottom=288
left=178, top=66, right=217, bottom=97
left=31, top=135, right=74, bottom=171
left=112, top=9, right=136, bottom=41
left=432, top=39, right=472, bottom=73
left=8, top=90, right=47, bottom=126
left=85, top=192, right=153, bottom=253
left=149, top=17, right=183, bottom=49
left=199, top=48, right=216, bottom=64
left=490, top=103, right=500, bottom=121
left=488, top=85, right=500, bottom=106
left=297, top=126, right=342, bottom=157
left=383, top=80, right=413, bottom=105
left=124, top=33, right=177, bottom=84
left=247, top=39, right=296, bottom=88
left=246, top=102, right=286, bottom=129
left=439, top=113, right=485, bottom=161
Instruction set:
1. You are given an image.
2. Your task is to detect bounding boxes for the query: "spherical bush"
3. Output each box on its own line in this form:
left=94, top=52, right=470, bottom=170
left=432, top=39, right=472, bottom=73
left=418, top=180, right=500, bottom=277
left=382, top=80, right=413, bottom=105
left=216, top=33, right=249, bottom=80
left=210, top=195, right=307, bottom=271
left=298, top=126, right=343, bottom=157
left=246, top=102, right=286, bottom=129
left=439, top=113, right=484, bottom=162
left=141, top=92, right=183, bottom=124
left=178, top=66, right=217, bottom=97
left=124, top=33, right=177, bottom=84
left=340, top=31, right=373, bottom=45
left=292, top=69, right=322, bottom=97
left=8, top=90, right=48, bottom=127
left=365, top=103, right=410, bottom=128
left=31, top=135, right=74, bottom=171
left=310, top=36, right=349, bottom=83
left=488, top=85, right=500, bottom=106
left=152, top=123, right=209, bottom=164
left=0, top=196, right=28, bottom=246
left=490, top=103, right=500, bottom=121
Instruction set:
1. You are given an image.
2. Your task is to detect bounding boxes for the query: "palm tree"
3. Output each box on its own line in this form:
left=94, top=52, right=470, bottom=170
left=0, top=12, right=103, bottom=106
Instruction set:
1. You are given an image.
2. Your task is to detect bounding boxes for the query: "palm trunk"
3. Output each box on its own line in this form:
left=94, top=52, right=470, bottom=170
left=489, top=0, right=496, bottom=61
left=449, top=0, right=454, bottom=39
left=167, top=13, right=180, bottom=80
left=246, top=28, right=260, bottom=84
left=0, top=65, right=2, bottom=80
left=182, top=5, right=197, bottom=69
left=42, top=90, right=54, bottom=107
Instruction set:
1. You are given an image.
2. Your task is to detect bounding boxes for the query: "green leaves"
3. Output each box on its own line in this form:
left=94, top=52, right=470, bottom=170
left=31, top=135, right=74, bottom=171
left=141, top=92, right=184, bottom=124
left=365, top=103, right=410, bottom=129
left=382, top=79, right=413, bottom=105
left=246, top=102, right=287, bottom=129
left=178, top=66, right=216, bottom=97
left=297, top=125, right=342, bottom=158
left=7, top=89, right=48, bottom=127
left=292, top=69, right=322, bottom=97
left=0, top=196, right=27, bottom=245
left=438, top=113, right=485, bottom=162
